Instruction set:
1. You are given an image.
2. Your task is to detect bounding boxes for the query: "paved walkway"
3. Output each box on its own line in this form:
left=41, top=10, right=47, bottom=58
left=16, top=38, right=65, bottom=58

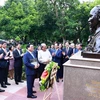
left=0, top=78, right=63, bottom=100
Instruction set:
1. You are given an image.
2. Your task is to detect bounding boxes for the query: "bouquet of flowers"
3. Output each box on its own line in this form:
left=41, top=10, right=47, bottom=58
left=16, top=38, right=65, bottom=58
left=39, top=61, right=59, bottom=91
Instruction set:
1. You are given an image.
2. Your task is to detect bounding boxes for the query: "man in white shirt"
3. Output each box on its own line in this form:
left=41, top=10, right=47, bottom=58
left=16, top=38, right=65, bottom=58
left=38, top=43, right=52, bottom=80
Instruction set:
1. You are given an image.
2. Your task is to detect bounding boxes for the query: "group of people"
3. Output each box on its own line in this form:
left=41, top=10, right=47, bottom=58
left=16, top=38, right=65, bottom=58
left=0, top=42, right=24, bottom=92
left=23, top=42, right=82, bottom=98
left=0, top=40, right=82, bottom=98
left=0, top=4, right=100, bottom=99
left=23, top=5, right=100, bottom=99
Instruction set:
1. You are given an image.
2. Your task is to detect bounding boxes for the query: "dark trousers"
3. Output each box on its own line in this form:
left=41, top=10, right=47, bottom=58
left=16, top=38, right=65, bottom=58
left=56, top=64, right=61, bottom=80
left=0, top=68, right=3, bottom=84
left=59, top=64, right=63, bottom=79
left=14, top=66, right=22, bottom=82
left=0, top=68, right=5, bottom=86
left=26, top=75, right=35, bottom=96
left=4, top=66, right=9, bottom=84
left=1, top=66, right=9, bottom=86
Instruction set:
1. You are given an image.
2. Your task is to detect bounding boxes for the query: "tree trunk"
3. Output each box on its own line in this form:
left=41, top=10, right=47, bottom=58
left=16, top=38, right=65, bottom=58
left=62, top=37, right=66, bottom=46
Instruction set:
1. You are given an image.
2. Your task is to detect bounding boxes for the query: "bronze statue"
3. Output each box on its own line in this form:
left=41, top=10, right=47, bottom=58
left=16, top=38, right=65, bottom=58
left=86, top=5, right=100, bottom=53
left=82, top=5, right=100, bottom=58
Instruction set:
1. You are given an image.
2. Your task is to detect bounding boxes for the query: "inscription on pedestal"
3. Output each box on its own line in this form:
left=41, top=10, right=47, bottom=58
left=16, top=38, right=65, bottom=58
left=86, top=80, right=100, bottom=99
left=63, top=51, right=100, bottom=100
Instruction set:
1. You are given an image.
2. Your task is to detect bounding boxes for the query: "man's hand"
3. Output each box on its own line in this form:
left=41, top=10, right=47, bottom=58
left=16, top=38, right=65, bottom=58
left=4, top=56, right=9, bottom=60
left=21, top=53, right=24, bottom=57
left=9, top=56, right=13, bottom=59
left=0, top=53, right=3, bottom=59
left=34, top=64, right=39, bottom=69
left=62, top=52, right=65, bottom=55
left=52, top=52, right=55, bottom=56
left=65, top=56, right=69, bottom=59
left=46, top=59, right=50, bottom=64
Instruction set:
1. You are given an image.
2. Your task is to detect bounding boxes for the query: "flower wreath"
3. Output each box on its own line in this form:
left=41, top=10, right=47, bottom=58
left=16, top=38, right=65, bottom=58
left=39, top=61, right=59, bottom=91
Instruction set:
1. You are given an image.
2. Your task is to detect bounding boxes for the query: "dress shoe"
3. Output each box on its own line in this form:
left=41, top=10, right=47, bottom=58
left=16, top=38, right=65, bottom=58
left=18, top=80, right=24, bottom=83
left=56, top=79, right=59, bottom=82
left=32, top=90, right=37, bottom=93
left=15, top=82, right=19, bottom=85
left=0, top=89, right=5, bottom=92
left=5, top=83, right=11, bottom=85
left=1, top=85, right=7, bottom=88
left=27, top=95, right=37, bottom=98
left=32, top=85, right=34, bottom=87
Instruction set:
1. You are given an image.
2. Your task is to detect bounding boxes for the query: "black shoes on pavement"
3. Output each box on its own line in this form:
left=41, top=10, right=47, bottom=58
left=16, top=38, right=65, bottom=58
left=1, top=82, right=11, bottom=88
left=18, top=80, right=24, bottom=83
left=56, top=79, right=59, bottom=82
left=5, top=83, right=11, bottom=85
left=1, top=85, right=7, bottom=88
left=15, top=80, right=24, bottom=85
left=15, top=82, right=19, bottom=85
left=32, top=91, right=37, bottom=93
left=0, top=89, right=5, bottom=92
left=27, top=95, right=37, bottom=98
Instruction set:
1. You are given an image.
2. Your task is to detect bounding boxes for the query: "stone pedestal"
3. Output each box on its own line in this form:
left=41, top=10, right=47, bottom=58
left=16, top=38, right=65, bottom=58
left=63, top=51, right=100, bottom=100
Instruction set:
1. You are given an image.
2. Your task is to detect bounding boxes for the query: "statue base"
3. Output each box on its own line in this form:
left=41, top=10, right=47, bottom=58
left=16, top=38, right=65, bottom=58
left=63, top=51, right=100, bottom=100
left=81, top=50, right=100, bottom=59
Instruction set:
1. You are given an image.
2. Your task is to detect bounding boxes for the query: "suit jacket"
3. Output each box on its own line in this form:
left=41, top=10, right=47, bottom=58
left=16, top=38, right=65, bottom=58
left=63, top=47, right=73, bottom=63
left=53, top=49, right=62, bottom=66
left=23, top=51, right=36, bottom=75
left=0, top=48, right=9, bottom=68
left=73, top=48, right=79, bottom=54
left=13, top=49, right=23, bottom=67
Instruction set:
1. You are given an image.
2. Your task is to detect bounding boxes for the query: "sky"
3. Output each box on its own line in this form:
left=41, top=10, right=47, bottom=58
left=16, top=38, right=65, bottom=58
left=79, top=0, right=94, bottom=3
left=0, top=0, right=7, bottom=6
left=0, top=0, right=94, bottom=6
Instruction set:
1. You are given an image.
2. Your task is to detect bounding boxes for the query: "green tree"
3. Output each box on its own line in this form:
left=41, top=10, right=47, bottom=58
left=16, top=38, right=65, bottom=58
left=0, top=0, right=39, bottom=43
left=0, top=0, right=99, bottom=45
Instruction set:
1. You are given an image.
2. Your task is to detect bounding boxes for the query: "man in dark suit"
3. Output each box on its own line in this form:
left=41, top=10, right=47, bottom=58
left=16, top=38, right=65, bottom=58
left=52, top=43, right=62, bottom=82
left=0, top=52, right=5, bottom=92
left=0, top=42, right=11, bottom=88
left=13, top=43, right=24, bottom=85
left=0, top=42, right=5, bottom=92
left=62, top=42, right=73, bottom=63
left=23, top=44, right=39, bottom=98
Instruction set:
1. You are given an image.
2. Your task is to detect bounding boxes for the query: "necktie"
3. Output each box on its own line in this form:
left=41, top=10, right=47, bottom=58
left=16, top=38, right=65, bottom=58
left=55, top=49, right=58, bottom=54
left=66, top=48, right=68, bottom=53
left=3, top=49, right=7, bottom=54
left=17, top=49, right=21, bottom=55
left=30, top=53, right=35, bottom=58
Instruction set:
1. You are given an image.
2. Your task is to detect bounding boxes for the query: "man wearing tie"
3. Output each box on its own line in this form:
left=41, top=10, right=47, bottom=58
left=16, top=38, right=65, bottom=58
left=13, top=43, right=24, bottom=85
left=62, top=42, right=73, bottom=63
left=52, top=43, right=62, bottom=82
left=23, top=44, right=39, bottom=98
left=0, top=42, right=11, bottom=88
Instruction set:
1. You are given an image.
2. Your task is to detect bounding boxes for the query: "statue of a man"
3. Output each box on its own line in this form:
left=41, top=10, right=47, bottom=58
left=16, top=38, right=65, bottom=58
left=86, top=5, right=100, bottom=53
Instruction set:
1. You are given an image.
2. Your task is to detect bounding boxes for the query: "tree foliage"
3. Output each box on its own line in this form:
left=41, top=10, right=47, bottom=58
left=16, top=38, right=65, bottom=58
left=0, top=0, right=39, bottom=43
left=0, top=0, right=99, bottom=45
